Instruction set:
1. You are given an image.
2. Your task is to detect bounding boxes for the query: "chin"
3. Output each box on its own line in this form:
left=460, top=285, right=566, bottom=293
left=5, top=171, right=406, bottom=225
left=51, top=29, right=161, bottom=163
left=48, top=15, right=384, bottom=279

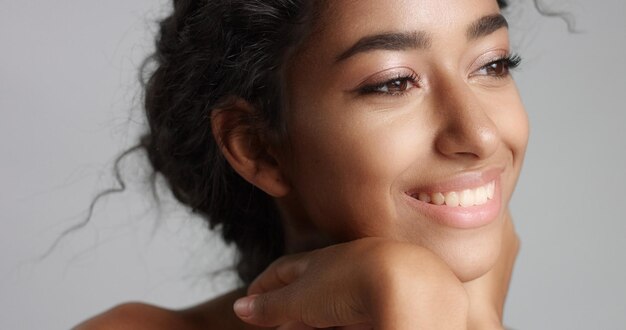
left=448, top=248, right=500, bottom=282
left=435, top=232, right=503, bottom=282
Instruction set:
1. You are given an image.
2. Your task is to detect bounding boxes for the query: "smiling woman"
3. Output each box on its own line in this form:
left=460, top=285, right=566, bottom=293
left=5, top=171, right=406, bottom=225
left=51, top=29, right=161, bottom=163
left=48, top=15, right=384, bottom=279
left=76, top=0, right=527, bottom=329
left=276, top=0, right=527, bottom=285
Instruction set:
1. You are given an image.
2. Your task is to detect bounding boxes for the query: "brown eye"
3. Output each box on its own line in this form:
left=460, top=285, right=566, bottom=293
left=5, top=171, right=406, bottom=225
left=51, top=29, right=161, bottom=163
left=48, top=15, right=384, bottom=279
left=359, top=75, right=418, bottom=95
left=477, top=60, right=509, bottom=77
left=485, top=61, right=507, bottom=76
left=384, top=79, right=410, bottom=93
left=473, top=55, right=521, bottom=79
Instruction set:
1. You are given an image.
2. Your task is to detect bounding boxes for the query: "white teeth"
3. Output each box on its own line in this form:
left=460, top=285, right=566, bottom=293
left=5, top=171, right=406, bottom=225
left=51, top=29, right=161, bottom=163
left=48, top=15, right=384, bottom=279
left=413, top=180, right=496, bottom=208
left=432, top=192, right=445, bottom=205
left=475, top=186, right=487, bottom=204
left=417, top=192, right=431, bottom=203
left=487, top=181, right=495, bottom=199
left=459, top=189, right=475, bottom=207
left=444, top=191, right=459, bottom=207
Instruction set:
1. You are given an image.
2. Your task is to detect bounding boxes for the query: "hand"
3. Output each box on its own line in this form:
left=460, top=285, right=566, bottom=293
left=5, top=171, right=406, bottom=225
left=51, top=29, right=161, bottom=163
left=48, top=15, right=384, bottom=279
left=233, top=237, right=469, bottom=329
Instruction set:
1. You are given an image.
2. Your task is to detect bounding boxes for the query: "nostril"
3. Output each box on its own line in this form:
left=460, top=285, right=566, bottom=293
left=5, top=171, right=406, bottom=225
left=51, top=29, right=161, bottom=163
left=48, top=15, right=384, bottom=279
left=455, top=151, right=481, bottom=158
left=434, top=121, right=499, bottom=160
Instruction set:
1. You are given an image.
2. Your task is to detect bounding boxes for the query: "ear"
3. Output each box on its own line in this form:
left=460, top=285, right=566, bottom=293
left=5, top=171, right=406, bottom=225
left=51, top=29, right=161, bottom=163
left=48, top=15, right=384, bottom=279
left=211, top=99, right=290, bottom=198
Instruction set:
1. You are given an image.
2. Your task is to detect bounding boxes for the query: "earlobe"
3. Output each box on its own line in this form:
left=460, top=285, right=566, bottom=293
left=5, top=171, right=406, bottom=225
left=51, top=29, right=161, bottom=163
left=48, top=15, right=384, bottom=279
left=211, top=101, right=290, bottom=198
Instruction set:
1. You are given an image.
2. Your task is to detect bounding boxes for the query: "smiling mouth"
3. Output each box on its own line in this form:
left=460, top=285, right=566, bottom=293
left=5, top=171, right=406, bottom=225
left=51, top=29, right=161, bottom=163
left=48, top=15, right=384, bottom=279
left=409, top=180, right=496, bottom=207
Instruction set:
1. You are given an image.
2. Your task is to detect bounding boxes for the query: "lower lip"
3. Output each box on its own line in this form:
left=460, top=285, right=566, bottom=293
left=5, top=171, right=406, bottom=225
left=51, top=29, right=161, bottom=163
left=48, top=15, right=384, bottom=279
left=403, top=178, right=502, bottom=229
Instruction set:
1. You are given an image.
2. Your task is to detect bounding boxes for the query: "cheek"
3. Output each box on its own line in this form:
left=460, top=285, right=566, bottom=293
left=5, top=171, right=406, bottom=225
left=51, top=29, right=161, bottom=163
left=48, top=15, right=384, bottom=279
left=489, top=92, right=529, bottom=202
left=479, top=84, right=528, bottom=151
left=496, top=101, right=529, bottom=163
left=285, top=107, right=430, bottom=237
left=313, top=106, right=437, bottom=180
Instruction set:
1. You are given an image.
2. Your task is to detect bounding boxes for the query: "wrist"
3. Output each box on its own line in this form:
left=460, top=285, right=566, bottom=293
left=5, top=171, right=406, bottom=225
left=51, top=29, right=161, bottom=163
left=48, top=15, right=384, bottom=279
left=365, top=244, right=469, bottom=329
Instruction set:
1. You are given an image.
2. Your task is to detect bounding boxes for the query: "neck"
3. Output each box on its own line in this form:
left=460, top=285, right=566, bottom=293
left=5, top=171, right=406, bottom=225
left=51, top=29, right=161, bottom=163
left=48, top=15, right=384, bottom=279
left=274, top=196, right=334, bottom=254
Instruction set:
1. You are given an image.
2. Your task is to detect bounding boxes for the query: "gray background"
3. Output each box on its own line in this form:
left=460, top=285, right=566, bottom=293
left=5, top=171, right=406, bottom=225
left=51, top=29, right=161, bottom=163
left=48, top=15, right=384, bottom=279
left=1, top=1, right=624, bottom=329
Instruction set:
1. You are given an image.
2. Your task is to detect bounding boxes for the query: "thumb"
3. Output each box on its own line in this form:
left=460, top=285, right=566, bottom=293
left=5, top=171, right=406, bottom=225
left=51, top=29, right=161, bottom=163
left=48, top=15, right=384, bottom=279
left=248, top=252, right=309, bottom=295
left=276, top=321, right=316, bottom=330
left=233, top=289, right=302, bottom=327
left=234, top=288, right=368, bottom=328
left=235, top=254, right=310, bottom=327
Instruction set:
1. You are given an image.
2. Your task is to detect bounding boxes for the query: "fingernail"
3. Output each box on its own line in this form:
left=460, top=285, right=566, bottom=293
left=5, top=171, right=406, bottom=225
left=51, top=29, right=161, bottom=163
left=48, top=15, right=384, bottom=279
left=233, top=295, right=256, bottom=318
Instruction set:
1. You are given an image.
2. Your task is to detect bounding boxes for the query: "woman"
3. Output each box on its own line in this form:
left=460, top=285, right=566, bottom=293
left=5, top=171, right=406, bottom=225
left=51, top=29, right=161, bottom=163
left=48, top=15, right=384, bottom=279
left=77, top=0, right=527, bottom=328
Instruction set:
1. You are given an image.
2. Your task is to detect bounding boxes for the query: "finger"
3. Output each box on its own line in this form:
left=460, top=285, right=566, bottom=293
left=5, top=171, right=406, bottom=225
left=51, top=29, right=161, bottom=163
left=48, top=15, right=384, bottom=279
left=276, top=321, right=315, bottom=330
left=248, top=252, right=309, bottom=295
left=340, top=323, right=373, bottom=330
left=233, top=288, right=300, bottom=327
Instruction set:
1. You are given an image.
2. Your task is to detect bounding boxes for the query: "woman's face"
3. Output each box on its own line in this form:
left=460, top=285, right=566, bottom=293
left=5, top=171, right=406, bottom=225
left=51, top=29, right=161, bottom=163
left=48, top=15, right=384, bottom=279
left=278, top=0, right=528, bottom=281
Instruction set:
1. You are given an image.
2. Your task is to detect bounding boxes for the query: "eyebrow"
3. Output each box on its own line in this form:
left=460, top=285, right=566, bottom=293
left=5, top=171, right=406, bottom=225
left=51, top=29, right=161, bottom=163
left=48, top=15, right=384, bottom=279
left=335, top=31, right=431, bottom=62
left=335, top=13, right=509, bottom=63
left=466, top=14, right=509, bottom=40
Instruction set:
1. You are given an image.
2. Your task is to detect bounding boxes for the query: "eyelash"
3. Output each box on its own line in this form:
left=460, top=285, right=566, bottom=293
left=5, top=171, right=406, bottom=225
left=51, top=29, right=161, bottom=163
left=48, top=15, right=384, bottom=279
left=473, top=53, right=522, bottom=79
left=357, top=72, right=421, bottom=96
left=358, top=53, right=522, bottom=97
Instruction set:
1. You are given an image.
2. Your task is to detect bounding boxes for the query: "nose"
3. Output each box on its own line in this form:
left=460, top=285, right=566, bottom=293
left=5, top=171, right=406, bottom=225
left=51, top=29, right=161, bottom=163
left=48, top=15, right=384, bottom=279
left=433, top=80, right=499, bottom=161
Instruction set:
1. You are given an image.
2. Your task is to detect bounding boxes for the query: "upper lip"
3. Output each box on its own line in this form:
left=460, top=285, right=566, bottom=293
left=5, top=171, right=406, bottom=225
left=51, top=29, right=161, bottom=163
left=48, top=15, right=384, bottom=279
left=405, top=167, right=503, bottom=195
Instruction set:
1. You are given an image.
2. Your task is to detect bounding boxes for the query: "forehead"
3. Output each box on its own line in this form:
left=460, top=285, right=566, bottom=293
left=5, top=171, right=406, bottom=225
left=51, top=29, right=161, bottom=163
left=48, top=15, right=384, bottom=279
left=307, top=0, right=502, bottom=53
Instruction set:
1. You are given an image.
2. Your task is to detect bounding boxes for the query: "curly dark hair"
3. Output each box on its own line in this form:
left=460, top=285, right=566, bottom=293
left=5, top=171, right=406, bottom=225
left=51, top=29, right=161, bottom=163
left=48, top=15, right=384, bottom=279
left=140, top=0, right=318, bottom=284
left=137, top=0, right=522, bottom=285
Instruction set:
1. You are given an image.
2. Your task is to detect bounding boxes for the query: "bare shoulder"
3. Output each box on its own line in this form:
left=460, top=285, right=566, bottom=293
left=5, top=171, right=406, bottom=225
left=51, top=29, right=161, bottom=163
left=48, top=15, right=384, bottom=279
left=73, top=302, right=194, bottom=330
left=73, top=289, right=262, bottom=330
